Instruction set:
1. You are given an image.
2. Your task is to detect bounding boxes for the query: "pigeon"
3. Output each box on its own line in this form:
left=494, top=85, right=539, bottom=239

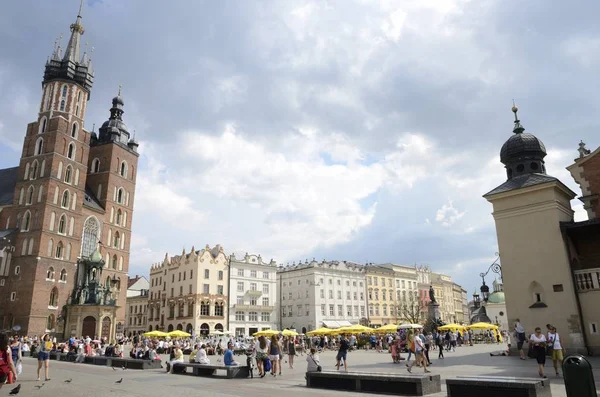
left=112, top=366, right=117, bottom=371
left=115, top=378, right=123, bottom=384
left=34, top=383, right=45, bottom=389
left=9, top=384, right=21, bottom=395
left=64, top=378, right=73, bottom=383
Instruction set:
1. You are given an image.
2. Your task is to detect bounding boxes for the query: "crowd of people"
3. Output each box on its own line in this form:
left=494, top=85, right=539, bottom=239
left=0, top=322, right=567, bottom=386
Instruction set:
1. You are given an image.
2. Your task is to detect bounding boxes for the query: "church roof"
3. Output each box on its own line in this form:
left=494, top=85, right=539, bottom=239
left=487, top=291, right=505, bottom=304
left=0, top=167, right=18, bottom=206
left=484, top=173, right=558, bottom=196
left=83, top=185, right=104, bottom=212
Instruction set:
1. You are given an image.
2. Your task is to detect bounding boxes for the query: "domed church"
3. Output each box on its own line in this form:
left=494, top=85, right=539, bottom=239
left=484, top=105, right=600, bottom=355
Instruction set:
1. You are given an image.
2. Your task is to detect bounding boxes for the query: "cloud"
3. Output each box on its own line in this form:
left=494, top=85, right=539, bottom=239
left=435, top=199, right=465, bottom=227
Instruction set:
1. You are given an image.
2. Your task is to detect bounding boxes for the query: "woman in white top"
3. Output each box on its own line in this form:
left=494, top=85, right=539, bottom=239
left=195, top=344, right=211, bottom=365
left=529, top=327, right=547, bottom=378
left=547, top=326, right=564, bottom=377
left=306, top=347, right=320, bottom=373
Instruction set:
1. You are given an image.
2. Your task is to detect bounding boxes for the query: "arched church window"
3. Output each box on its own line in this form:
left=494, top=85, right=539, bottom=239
left=60, top=269, right=67, bottom=282
left=21, top=211, right=31, bottom=232
left=71, top=123, right=78, bottom=139
left=30, top=161, right=39, bottom=180
left=58, top=215, right=67, bottom=235
left=112, top=255, right=117, bottom=270
left=61, top=190, right=70, bottom=208
left=55, top=241, right=64, bottom=259
left=67, top=143, right=75, bottom=160
left=120, top=161, right=127, bottom=178
left=26, top=186, right=34, bottom=205
left=35, top=138, right=44, bottom=156
left=47, top=267, right=55, bottom=280
left=91, top=158, right=100, bottom=173
left=116, top=210, right=122, bottom=226
left=81, top=217, right=100, bottom=259
left=117, top=188, right=124, bottom=204
left=113, top=231, right=120, bottom=249
left=49, top=287, right=58, bottom=307
left=64, top=165, right=72, bottom=183
left=39, top=117, right=47, bottom=134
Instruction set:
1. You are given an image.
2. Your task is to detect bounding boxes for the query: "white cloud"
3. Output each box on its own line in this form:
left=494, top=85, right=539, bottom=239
left=435, top=199, right=465, bottom=227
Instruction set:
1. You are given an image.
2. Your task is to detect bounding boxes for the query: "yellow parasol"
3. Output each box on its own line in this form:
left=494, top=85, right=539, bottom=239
left=253, top=329, right=280, bottom=337
left=437, top=323, right=467, bottom=331
left=282, top=329, right=299, bottom=337
left=167, top=330, right=191, bottom=338
left=468, top=322, right=498, bottom=330
left=306, top=327, right=333, bottom=336
left=143, top=330, right=168, bottom=338
left=334, top=324, right=374, bottom=334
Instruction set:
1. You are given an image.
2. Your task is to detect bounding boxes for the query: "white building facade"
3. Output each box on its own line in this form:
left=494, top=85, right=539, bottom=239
left=228, top=253, right=278, bottom=337
left=277, top=260, right=367, bottom=333
left=125, top=276, right=149, bottom=337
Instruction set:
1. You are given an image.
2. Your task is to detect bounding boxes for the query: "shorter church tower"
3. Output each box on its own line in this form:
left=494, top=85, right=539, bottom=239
left=484, top=105, right=585, bottom=353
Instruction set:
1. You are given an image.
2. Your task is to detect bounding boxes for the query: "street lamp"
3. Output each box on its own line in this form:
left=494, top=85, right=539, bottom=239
left=480, top=253, right=502, bottom=303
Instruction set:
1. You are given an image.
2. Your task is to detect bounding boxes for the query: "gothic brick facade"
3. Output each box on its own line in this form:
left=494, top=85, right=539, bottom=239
left=0, top=6, right=139, bottom=340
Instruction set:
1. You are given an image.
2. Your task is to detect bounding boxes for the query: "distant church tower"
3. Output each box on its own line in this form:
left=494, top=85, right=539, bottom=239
left=0, top=2, right=139, bottom=340
left=484, top=105, right=585, bottom=352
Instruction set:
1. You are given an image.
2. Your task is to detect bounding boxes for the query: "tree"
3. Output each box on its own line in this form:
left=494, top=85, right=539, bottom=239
left=400, top=299, right=426, bottom=325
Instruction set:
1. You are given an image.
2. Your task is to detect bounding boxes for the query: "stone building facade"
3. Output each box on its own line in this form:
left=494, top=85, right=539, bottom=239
left=0, top=5, right=138, bottom=340
left=277, top=260, right=367, bottom=333
left=228, top=253, right=278, bottom=337
left=148, top=245, right=229, bottom=336
left=125, top=276, right=149, bottom=337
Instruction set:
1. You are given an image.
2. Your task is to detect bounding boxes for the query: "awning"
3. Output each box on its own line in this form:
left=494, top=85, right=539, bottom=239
left=322, top=320, right=354, bottom=329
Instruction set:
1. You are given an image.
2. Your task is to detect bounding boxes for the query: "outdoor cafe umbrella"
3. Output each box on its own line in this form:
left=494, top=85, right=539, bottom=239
left=306, top=327, right=333, bottom=336
left=372, top=324, right=400, bottom=333
left=398, top=323, right=423, bottom=329
left=211, top=330, right=225, bottom=336
left=437, top=324, right=466, bottom=331
left=334, top=324, right=375, bottom=334
left=282, top=329, right=299, bottom=337
left=253, top=329, right=280, bottom=337
left=168, top=330, right=191, bottom=338
left=468, top=322, right=498, bottom=330
left=143, top=330, right=168, bottom=338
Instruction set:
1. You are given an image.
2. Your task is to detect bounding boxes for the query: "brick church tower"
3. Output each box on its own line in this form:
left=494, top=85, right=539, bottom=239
left=0, top=3, right=139, bottom=340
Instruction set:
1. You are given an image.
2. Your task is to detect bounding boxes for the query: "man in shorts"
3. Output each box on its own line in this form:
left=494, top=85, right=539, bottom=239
left=336, top=334, right=349, bottom=372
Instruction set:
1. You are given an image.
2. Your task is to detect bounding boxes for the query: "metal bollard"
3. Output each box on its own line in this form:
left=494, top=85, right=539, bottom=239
left=562, top=354, right=597, bottom=397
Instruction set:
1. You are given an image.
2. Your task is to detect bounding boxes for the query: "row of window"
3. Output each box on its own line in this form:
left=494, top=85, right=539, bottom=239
left=368, top=303, right=415, bottom=317
left=32, top=137, right=78, bottom=161
left=234, top=311, right=271, bottom=322
left=91, top=158, right=132, bottom=180
left=235, top=296, right=271, bottom=306
left=109, top=207, right=128, bottom=227
left=49, top=212, right=75, bottom=236
left=282, top=278, right=364, bottom=288
left=23, top=159, right=45, bottom=181
left=150, top=268, right=225, bottom=288
left=282, top=304, right=366, bottom=318
left=236, top=281, right=269, bottom=293
left=367, top=289, right=419, bottom=301
left=235, top=269, right=270, bottom=279
left=367, top=276, right=418, bottom=289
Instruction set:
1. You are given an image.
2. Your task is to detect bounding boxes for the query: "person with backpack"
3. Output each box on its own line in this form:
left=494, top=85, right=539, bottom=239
left=407, top=331, right=430, bottom=374
left=0, top=333, right=18, bottom=388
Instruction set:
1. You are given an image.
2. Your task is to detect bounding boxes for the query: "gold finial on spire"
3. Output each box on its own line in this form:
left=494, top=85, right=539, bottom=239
left=511, top=99, right=518, bottom=119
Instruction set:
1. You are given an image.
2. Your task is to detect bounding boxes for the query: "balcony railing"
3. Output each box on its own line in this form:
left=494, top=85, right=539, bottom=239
left=575, top=268, right=600, bottom=292
left=246, top=290, right=262, bottom=297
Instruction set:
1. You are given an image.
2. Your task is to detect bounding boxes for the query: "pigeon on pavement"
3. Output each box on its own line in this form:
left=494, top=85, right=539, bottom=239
left=115, top=378, right=123, bottom=384
left=9, top=384, right=21, bottom=395
left=64, top=378, right=73, bottom=383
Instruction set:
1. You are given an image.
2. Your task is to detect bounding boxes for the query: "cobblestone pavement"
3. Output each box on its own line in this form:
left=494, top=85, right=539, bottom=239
left=3, top=343, right=599, bottom=397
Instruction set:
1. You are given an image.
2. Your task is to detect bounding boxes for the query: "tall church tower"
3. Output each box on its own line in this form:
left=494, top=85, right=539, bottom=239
left=484, top=105, right=585, bottom=353
left=0, top=3, right=95, bottom=336
left=0, top=2, right=139, bottom=340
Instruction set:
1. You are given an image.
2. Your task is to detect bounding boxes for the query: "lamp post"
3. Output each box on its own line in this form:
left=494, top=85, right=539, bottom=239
left=480, top=253, right=502, bottom=303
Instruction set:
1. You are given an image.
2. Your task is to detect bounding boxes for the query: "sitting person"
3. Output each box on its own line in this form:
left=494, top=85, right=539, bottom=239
left=104, top=344, right=114, bottom=357
left=306, top=347, right=320, bottom=373
left=166, top=345, right=184, bottom=373
left=223, top=343, right=239, bottom=366
left=195, top=344, right=210, bottom=365
left=189, top=344, right=199, bottom=363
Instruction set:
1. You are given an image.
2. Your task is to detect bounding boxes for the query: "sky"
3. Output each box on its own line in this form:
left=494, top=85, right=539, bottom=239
left=0, top=0, right=597, bottom=297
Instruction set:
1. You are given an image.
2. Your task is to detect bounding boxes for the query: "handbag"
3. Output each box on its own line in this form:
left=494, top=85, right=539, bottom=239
left=16, top=362, right=22, bottom=376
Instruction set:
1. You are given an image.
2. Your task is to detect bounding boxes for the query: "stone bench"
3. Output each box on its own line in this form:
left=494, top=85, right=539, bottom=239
left=84, top=356, right=112, bottom=366
left=446, top=376, right=552, bottom=397
left=111, top=358, right=162, bottom=370
left=306, top=371, right=442, bottom=396
left=31, top=352, right=62, bottom=360
left=172, top=362, right=250, bottom=379
left=58, top=353, right=77, bottom=362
